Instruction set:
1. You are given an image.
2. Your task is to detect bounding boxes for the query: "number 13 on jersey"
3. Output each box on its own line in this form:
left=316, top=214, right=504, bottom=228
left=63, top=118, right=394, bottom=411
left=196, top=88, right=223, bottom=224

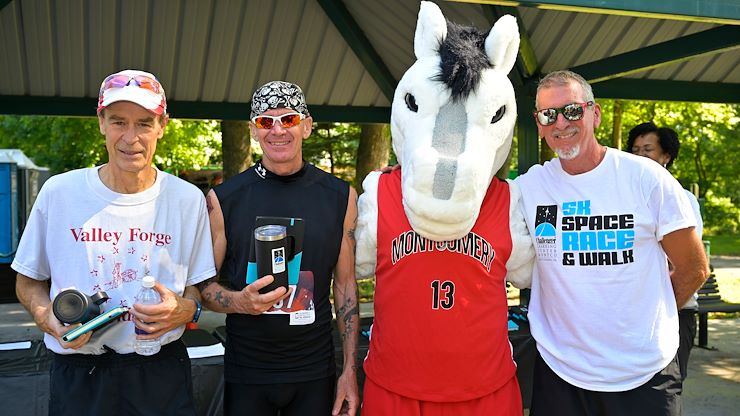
left=431, top=280, right=455, bottom=310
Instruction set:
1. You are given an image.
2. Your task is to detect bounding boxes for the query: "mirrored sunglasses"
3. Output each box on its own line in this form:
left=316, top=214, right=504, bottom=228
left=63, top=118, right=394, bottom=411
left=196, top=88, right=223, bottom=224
left=251, top=112, right=305, bottom=129
left=100, top=74, right=163, bottom=95
left=534, top=101, right=594, bottom=126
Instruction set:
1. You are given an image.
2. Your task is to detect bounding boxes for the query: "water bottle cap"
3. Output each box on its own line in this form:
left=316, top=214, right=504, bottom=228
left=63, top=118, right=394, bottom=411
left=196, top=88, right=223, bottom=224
left=142, top=275, right=156, bottom=288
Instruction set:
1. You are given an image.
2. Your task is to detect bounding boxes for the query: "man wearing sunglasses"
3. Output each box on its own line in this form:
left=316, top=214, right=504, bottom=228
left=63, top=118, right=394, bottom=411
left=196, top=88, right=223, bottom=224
left=197, top=81, right=360, bottom=416
left=514, top=70, right=708, bottom=416
left=12, top=69, right=216, bottom=415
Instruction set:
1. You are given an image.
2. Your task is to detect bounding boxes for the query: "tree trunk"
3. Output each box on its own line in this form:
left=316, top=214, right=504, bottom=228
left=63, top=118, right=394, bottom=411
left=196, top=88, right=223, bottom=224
left=612, top=99, right=623, bottom=150
left=355, top=124, right=390, bottom=193
left=221, top=120, right=251, bottom=180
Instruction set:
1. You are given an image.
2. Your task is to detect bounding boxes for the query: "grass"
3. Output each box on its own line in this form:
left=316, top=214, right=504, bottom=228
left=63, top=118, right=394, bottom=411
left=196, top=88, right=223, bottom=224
left=705, top=234, right=740, bottom=256
left=710, top=269, right=740, bottom=319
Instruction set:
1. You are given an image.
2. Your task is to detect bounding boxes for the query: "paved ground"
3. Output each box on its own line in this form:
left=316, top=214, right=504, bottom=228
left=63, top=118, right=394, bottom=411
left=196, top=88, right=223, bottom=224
left=2, top=258, right=737, bottom=414
left=683, top=256, right=739, bottom=416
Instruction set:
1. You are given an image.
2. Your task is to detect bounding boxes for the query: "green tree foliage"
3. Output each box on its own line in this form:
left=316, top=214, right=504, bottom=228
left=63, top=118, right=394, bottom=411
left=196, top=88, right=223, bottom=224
left=302, top=122, right=360, bottom=184
left=0, top=116, right=105, bottom=172
left=0, top=115, right=222, bottom=175
left=154, top=119, right=222, bottom=175
left=597, top=101, right=739, bottom=234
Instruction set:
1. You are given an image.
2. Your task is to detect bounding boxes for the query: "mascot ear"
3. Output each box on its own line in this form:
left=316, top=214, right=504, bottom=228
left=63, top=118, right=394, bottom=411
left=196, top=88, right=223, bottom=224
left=484, top=14, right=520, bottom=74
left=414, top=1, right=447, bottom=59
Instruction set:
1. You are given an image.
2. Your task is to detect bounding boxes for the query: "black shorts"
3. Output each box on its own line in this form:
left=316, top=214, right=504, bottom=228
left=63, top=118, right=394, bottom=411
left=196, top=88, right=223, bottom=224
left=224, top=375, right=336, bottom=416
left=49, top=340, right=195, bottom=416
left=678, top=309, right=697, bottom=381
left=530, top=351, right=682, bottom=416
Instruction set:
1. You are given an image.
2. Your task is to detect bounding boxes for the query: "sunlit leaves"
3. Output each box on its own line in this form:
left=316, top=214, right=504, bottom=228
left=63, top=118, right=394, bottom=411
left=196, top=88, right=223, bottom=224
left=598, top=100, right=739, bottom=234
left=0, top=115, right=222, bottom=175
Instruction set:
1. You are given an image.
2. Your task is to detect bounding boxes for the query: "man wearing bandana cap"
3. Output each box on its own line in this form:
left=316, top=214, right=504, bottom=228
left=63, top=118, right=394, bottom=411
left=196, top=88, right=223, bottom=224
left=13, top=69, right=216, bottom=415
left=198, top=81, right=360, bottom=416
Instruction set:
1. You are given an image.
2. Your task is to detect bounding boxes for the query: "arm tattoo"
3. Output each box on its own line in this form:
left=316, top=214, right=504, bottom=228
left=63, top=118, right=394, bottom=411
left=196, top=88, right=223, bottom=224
left=339, top=301, right=359, bottom=369
left=348, top=211, right=357, bottom=242
left=337, top=300, right=359, bottom=343
left=198, top=278, right=232, bottom=309
left=213, top=289, right=232, bottom=308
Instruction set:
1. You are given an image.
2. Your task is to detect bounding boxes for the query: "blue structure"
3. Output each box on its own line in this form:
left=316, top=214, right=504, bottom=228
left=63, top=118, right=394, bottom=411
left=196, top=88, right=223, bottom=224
left=0, top=150, right=49, bottom=264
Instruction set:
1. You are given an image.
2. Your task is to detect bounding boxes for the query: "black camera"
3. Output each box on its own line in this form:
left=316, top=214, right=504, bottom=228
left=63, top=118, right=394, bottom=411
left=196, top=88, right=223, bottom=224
left=52, top=289, right=111, bottom=325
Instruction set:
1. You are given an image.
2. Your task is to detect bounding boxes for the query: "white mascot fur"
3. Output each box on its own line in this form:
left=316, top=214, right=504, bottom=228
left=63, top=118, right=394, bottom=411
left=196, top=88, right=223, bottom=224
left=355, top=1, right=534, bottom=410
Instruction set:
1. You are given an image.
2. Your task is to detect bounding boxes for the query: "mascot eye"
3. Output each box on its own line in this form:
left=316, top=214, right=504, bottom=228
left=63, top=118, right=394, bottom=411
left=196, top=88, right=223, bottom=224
left=405, top=93, right=419, bottom=112
left=491, top=106, right=505, bottom=124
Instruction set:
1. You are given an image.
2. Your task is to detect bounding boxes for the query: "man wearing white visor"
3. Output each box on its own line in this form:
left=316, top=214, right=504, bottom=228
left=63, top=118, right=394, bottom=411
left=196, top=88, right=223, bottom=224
left=13, top=69, right=216, bottom=415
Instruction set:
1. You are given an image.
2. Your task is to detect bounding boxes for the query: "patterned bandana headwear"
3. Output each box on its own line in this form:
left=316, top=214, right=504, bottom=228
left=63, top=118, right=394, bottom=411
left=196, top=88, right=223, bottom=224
left=250, top=81, right=310, bottom=119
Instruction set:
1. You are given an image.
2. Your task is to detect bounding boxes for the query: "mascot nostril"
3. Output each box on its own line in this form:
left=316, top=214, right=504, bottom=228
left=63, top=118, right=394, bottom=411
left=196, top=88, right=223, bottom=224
left=354, top=1, right=535, bottom=411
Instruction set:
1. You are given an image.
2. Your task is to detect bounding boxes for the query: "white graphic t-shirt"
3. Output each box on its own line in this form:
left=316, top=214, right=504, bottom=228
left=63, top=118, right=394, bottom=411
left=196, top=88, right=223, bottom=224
left=12, top=167, right=216, bottom=354
left=515, top=148, right=696, bottom=391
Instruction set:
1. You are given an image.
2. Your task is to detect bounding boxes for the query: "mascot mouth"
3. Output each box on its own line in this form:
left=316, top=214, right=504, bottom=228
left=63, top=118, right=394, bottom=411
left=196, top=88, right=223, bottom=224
left=401, top=149, right=491, bottom=240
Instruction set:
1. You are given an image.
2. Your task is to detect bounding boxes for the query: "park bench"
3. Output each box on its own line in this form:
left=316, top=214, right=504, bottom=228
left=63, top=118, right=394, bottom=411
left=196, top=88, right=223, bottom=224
left=696, top=267, right=740, bottom=348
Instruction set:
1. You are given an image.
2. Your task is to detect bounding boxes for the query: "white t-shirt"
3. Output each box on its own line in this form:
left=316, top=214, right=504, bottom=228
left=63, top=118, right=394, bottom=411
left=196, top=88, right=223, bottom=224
left=514, top=148, right=696, bottom=391
left=685, top=190, right=703, bottom=240
left=682, top=189, right=703, bottom=309
left=12, top=167, right=216, bottom=354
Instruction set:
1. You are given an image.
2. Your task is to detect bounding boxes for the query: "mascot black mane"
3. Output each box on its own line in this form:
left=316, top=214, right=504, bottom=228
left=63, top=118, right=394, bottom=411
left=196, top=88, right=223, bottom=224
left=436, top=21, right=493, bottom=101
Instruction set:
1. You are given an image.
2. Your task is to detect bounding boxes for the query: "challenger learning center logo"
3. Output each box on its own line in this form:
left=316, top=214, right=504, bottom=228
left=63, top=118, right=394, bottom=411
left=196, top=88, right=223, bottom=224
left=534, top=205, right=558, bottom=261
left=535, top=200, right=636, bottom=266
left=271, top=247, right=286, bottom=273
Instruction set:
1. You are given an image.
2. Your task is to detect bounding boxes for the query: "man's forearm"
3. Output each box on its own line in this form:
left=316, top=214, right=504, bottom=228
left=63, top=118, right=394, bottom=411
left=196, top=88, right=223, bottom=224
left=334, top=281, right=360, bottom=373
left=16, top=274, right=53, bottom=333
left=196, top=277, right=236, bottom=313
left=671, top=267, right=708, bottom=307
left=662, top=227, right=709, bottom=308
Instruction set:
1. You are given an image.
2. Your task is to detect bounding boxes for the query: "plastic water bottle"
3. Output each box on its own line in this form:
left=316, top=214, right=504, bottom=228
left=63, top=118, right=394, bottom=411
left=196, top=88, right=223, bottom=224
left=134, top=275, right=161, bottom=355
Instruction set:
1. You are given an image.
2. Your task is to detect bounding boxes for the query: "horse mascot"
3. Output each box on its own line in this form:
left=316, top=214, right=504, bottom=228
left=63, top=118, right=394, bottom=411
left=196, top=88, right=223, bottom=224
left=355, top=2, right=534, bottom=414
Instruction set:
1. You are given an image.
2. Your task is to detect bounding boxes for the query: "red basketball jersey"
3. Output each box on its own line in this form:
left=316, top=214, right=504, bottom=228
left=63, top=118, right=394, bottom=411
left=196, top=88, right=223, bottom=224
left=363, top=169, right=517, bottom=402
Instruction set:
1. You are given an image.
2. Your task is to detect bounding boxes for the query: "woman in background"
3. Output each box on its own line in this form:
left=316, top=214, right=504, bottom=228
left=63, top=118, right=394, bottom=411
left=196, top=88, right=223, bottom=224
left=627, top=121, right=704, bottom=381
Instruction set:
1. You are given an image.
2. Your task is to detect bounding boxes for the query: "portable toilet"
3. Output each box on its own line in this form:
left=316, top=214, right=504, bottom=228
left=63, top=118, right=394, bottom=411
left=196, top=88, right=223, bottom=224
left=0, top=152, right=19, bottom=263
left=0, top=149, right=50, bottom=263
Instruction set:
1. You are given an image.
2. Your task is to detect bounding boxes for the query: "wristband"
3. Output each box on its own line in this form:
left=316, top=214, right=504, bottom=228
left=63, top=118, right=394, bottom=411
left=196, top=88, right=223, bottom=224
left=192, top=301, right=202, bottom=323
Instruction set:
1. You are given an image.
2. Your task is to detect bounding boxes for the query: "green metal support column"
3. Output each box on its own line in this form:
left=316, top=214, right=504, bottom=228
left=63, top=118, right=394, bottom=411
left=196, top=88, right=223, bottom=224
left=317, top=0, right=397, bottom=102
left=516, top=91, right=538, bottom=176
left=515, top=88, right=537, bottom=306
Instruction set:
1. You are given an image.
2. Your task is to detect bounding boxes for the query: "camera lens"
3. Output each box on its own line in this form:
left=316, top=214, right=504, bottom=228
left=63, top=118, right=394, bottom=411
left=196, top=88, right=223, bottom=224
left=53, top=290, right=90, bottom=324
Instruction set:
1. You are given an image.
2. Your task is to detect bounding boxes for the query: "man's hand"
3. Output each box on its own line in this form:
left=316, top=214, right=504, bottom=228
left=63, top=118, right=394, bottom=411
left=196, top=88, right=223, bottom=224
left=16, top=275, right=93, bottom=349
left=42, top=302, right=93, bottom=350
left=228, top=275, right=292, bottom=315
left=198, top=275, right=292, bottom=315
left=130, top=282, right=198, bottom=339
left=332, top=368, right=359, bottom=416
left=377, top=164, right=400, bottom=174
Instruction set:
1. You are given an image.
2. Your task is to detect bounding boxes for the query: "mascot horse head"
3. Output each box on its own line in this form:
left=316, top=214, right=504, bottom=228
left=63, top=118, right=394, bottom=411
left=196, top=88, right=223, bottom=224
left=392, top=1, right=520, bottom=241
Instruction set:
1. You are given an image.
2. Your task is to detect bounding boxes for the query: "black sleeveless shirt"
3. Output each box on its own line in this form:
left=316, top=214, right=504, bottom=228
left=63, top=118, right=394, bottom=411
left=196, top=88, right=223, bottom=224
left=214, top=161, right=349, bottom=383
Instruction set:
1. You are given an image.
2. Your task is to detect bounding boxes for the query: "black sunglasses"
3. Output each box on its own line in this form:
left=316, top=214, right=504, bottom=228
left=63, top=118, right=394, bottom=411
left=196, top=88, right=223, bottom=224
left=534, top=101, right=594, bottom=126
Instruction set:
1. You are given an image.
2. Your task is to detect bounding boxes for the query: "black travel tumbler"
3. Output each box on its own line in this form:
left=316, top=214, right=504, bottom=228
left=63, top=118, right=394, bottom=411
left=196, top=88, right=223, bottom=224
left=254, top=225, right=290, bottom=294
